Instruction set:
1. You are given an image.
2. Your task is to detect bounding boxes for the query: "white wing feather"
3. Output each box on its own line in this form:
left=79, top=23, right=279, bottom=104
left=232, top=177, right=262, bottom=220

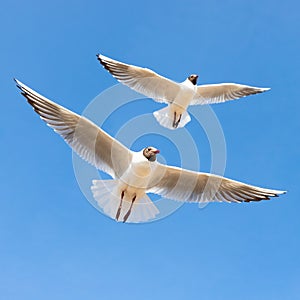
left=15, top=79, right=132, bottom=179
left=97, top=54, right=181, bottom=103
left=148, top=163, right=285, bottom=203
left=191, top=83, right=270, bottom=105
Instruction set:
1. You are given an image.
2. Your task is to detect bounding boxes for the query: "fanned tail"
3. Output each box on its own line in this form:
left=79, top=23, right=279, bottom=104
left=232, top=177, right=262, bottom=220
left=91, top=180, right=160, bottom=223
left=153, top=106, right=191, bottom=129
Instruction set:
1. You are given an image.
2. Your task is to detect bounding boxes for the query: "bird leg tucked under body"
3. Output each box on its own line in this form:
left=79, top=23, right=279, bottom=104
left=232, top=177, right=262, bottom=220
left=116, top=190, right=125, bottom=221
left=123, top=195, right=136, bottom=223
left=173, top=112, right=182, bottom=128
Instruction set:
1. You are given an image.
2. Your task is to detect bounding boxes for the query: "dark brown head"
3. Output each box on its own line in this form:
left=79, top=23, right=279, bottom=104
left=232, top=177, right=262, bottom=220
left=188, top=74, right=198, bottom=85
left=143, top=146, right=160, bottom=162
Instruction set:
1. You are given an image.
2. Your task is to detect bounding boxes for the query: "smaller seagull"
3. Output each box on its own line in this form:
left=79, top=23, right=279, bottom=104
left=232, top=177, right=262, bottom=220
left=97, top=54, right=270, bottom=129
left=15, top=79, right=285, bottom=223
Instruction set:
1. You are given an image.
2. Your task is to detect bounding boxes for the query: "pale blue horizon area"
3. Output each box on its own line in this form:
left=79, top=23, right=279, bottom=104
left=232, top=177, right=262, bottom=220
left=1, top=1, right=299, bottom=299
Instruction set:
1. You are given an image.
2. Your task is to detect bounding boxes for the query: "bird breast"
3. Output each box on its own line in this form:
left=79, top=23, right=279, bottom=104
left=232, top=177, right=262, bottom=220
left=131, top=160, right=152, bottom=176
left=120, top=160, right=156, bottom=190
left=173, top=84, right=196, bottom=110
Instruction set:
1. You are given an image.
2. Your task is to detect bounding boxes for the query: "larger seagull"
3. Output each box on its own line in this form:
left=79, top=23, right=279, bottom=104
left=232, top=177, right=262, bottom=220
left=15, top=79, right=285, bottom=223
left=97, top=54, right=270, bottom=129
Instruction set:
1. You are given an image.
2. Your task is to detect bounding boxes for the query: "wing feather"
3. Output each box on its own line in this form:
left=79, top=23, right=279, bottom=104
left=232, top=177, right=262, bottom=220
left=148, top=164, right=285, bottom=203
left=192, top=83, right=270, bottom=105
left=15, top=79, right=132, bottom=178
left=97, top=54, right=181, bottom=103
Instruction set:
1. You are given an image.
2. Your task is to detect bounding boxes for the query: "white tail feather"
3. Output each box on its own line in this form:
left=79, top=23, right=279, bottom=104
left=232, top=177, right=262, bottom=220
left=153, top=106, right=191, bottom=129
left=91, top=180, right=160, bottom=223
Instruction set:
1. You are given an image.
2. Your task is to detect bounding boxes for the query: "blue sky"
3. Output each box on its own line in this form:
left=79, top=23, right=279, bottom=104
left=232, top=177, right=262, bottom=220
left=1, top=0, right=300, bottom=299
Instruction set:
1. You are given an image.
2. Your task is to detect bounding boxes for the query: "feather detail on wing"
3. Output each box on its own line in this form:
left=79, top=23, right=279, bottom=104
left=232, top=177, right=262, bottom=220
left=97, top=54, right=181, bottom=103
left=148, top=163, right=285, bottom=203
left=15, top=79, right=132, bottom=178
left=191, top=83, right=270, bottom=105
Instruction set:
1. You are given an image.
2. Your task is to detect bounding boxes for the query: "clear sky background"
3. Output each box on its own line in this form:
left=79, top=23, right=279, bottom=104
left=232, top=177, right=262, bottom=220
left=1, top=0, right=299, bottom=299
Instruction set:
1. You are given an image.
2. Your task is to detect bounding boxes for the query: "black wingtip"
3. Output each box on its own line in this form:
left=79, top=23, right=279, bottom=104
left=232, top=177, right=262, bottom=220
left=96, top=55, right=109, bottom=69
left=14, top=78, right=22, bottom=91
left=14, top=78, right=19, bottom=86
left=21, top=92, right=30, bottom=100
left=96, top=53, right=101, bottom=62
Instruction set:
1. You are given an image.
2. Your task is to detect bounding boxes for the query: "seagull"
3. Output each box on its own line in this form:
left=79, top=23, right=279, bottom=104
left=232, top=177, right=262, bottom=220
left=15, top=79, right=285, bottom=223
left=97, top=54, right=270, bottom=129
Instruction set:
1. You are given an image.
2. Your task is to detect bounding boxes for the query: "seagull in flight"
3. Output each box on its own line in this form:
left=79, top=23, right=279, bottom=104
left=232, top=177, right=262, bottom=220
left=15, top=79, right=285, bottom=223
left=97, top=54, right=270, bottom=129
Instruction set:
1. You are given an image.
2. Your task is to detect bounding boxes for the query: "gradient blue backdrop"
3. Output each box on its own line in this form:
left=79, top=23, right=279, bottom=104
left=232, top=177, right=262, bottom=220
left=1, top=0, right=299, bottom=299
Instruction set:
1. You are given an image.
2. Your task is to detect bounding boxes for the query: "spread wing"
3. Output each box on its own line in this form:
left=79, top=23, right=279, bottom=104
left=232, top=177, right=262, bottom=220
left=15, top=79, right=132, bottom=179
left=148, top=163, right=285, bottom=203
left=97, top=54, right=181, bottom=103
left=191, top=83, right=270, bottom=105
